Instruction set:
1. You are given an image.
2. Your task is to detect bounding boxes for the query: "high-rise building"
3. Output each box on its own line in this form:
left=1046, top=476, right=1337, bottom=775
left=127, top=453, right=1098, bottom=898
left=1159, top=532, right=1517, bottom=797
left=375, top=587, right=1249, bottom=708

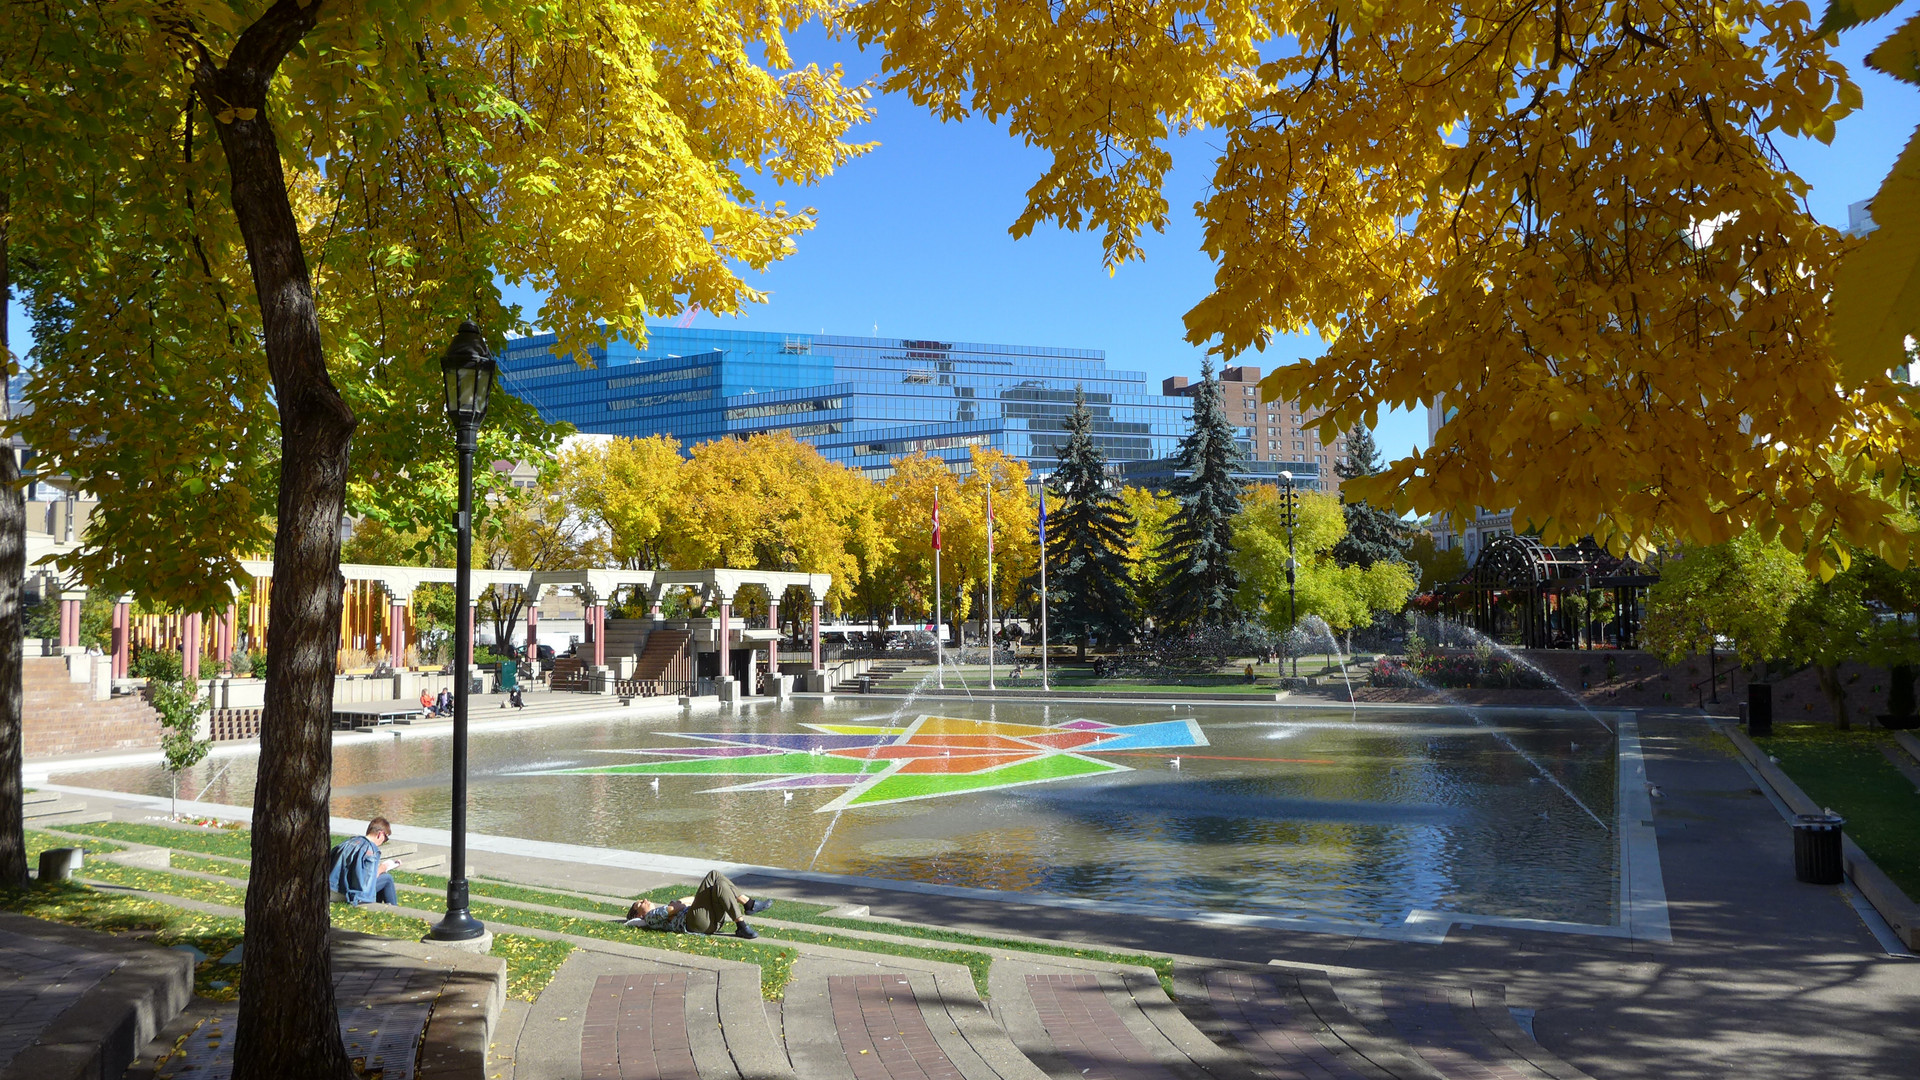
left=497, top=326, right=1339, bottom=489
left=1131, top=365, right=1344, bottom=495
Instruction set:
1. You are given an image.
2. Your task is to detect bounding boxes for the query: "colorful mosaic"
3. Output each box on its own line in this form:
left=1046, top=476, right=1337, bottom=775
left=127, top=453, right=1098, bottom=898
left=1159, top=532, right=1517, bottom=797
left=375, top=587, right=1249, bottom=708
left=534, top=714, right=1208, bottom=811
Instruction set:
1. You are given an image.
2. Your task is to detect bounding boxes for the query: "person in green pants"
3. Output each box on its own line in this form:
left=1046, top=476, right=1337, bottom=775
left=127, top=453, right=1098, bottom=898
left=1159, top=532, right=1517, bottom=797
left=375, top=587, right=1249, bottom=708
left=626, top=870, right=773, bottom=938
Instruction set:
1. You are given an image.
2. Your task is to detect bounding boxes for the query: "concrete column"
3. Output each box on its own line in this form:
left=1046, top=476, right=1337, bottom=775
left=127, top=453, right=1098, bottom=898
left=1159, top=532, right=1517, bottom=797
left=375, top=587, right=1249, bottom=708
left=525, top=587, right=540, bottom=656
left=215, top=602, right=237, bottom=664
left=766, top=602, right=780, bottom=689
left=811, top=601, right=823, bottom=670
left=183, top=612, right=203, bottom=683
left=717, top=598, right=731, bottom=684
left=57, top=586, right=86, bottom=649
left=649, top=587, right=664, bottom=620
left=112, top=596, right=132, bottom=679
left=468, top=600, right=479, bottom=655
left=590, top=602, right=606, bottom=667
left=388, top=595, right=409, bottom=663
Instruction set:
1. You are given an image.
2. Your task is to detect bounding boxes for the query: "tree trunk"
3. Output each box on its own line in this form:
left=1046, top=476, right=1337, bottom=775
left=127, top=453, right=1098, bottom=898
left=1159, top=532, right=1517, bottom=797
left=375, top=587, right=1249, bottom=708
left=0, top=187, right=27, bottom=890
left=195, top=3, right=358, bottom=1077
left=1815, top=663, right=1850, bottom=731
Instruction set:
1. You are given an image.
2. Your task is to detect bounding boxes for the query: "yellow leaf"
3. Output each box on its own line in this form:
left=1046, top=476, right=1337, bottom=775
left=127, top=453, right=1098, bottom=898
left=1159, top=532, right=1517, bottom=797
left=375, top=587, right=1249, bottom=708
left=1866, top=11, right=1920, bottom=84
left=1831, top=124, right=1920, bottom=381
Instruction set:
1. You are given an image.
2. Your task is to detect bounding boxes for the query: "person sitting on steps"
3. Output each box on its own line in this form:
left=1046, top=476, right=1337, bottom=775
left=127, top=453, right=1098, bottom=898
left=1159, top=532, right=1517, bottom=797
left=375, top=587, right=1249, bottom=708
left=625, top=870, right=772, bottom=939
left=329, top=816, right=401, bottom=906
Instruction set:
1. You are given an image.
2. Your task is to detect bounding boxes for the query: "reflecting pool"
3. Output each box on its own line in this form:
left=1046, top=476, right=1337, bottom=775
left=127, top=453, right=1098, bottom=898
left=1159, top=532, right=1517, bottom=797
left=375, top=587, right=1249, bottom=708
left=53, top=698, right=1620, bottom=927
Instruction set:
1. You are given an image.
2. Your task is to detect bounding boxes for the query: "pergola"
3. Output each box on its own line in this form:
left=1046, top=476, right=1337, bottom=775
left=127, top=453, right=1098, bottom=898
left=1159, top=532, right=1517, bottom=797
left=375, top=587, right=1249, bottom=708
left=26, top=532, right=833, bottom=682
left=1442, top=535, right=1657, bottom=649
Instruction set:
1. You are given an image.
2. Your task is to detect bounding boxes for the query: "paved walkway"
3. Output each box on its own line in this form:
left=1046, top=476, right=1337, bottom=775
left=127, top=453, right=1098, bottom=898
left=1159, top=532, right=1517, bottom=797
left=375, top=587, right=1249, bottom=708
left=14, top=709, right=1920, bottom=1080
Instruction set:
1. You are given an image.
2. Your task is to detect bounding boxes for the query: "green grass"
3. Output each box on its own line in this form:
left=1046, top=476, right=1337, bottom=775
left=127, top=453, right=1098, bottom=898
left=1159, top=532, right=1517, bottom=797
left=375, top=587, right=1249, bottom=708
left=27, top=829, right=121, bottom=856
left=1764, top=724, right=1920, bottom=900
left=59, top=820, right=1180, bottom=1000
left=56, top=821, right=254, bottom=859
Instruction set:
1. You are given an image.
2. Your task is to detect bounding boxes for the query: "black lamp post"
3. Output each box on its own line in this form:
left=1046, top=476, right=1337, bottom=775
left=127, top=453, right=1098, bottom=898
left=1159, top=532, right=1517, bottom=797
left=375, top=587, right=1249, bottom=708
left=426, top=320, right=494, bottom=944
left=1280, top=470, right=1299, bottom=678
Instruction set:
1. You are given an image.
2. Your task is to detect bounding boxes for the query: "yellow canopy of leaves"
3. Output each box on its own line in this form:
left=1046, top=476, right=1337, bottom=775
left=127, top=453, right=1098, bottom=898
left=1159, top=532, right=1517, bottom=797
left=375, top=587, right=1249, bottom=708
left=851, top=0, right=1920, bottom=569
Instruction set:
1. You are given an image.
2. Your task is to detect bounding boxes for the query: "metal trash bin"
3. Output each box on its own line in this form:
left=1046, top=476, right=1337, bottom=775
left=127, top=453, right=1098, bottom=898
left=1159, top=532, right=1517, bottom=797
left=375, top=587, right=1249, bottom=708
left=1792, top=813, right=1845, bottom=885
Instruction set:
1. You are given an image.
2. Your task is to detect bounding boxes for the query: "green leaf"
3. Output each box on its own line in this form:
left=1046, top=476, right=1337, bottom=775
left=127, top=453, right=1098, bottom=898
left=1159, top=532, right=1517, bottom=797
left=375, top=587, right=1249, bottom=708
left=1816, top=0, right=1905, bottom=37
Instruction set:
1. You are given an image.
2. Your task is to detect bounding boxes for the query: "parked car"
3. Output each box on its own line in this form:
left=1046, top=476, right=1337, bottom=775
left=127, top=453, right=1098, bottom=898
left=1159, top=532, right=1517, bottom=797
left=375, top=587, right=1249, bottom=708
left=520, top=644, right=556, bottom=662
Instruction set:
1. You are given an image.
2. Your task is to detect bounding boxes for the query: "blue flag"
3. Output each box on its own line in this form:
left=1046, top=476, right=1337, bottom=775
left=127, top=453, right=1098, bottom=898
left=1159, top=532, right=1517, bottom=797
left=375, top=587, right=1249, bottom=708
left=1037, top=488, right=1047, bottom=544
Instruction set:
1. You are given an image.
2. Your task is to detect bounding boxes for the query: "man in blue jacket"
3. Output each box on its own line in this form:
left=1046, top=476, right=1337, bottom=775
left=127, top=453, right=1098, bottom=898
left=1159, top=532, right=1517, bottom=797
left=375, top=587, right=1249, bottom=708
left=329, top=817, right=400, bottom=905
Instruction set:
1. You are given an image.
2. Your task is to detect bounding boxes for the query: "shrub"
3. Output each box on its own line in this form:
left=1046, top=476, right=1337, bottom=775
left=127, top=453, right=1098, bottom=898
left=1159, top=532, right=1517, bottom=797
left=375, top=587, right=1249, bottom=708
left=131, top=648, right=184, bottom=683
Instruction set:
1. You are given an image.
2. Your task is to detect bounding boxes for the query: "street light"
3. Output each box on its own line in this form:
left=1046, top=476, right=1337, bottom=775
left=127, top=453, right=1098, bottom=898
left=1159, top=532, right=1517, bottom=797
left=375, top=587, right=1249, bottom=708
left=426, top=320, right=494, bottom=944
left=1279, top=471, right=1299, bottom=678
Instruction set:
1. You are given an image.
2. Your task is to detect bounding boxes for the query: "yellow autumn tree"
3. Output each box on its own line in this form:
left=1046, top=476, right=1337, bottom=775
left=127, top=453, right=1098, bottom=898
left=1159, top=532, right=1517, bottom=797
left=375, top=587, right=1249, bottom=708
left=877, top=453, right=968, bottom=627
left=665, top=433, right=870, bottom=611
left=958, top=447, right=1038, bottom=632
left=3, top=1, right=869, bottom=1074
left=559, top=435, right=686, bottom=569
left=852, top=0, right=1919, bottom=570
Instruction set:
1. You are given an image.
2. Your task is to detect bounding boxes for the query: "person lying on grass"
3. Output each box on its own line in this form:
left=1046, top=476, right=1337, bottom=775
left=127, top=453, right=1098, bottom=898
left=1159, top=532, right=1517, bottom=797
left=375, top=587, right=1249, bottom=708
left=626, top=870, right=772, bottom=939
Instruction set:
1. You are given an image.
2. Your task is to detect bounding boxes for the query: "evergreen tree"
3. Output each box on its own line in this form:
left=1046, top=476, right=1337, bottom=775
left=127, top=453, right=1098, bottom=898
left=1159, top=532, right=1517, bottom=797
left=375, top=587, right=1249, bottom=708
left=1332, top=427, right=1412, bottom=569
left=1046, top=388, right=1137, bottom=656
left=1155, top=360, right=1246, bottom=629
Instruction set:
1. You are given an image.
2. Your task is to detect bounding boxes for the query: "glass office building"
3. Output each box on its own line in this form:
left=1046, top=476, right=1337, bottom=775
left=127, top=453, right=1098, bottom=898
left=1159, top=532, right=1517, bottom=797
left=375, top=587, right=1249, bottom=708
left=498, top=326, right=1326, bottom=488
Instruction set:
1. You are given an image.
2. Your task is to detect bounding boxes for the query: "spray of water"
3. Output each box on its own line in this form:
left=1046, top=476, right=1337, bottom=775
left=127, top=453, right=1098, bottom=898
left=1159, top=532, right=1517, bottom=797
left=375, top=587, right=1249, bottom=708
left=807, top=666, right=942, bottom=870
left=1413, top=615, right=1615, bottom=735
left=1404, top=671, right=1611, bottom=831
left=1298, top=615, right=1358, bottom=721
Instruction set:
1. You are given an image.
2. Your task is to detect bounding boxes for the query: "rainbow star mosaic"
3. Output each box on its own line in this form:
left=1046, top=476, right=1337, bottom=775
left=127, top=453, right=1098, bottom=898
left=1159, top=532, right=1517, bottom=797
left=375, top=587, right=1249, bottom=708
left=535, top=714, right=1208, bottom=811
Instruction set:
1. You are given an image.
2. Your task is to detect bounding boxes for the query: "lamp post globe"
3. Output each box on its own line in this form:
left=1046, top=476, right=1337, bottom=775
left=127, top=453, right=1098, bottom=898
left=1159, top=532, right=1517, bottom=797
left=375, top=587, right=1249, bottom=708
left=427, top=320, right=492, bottom=945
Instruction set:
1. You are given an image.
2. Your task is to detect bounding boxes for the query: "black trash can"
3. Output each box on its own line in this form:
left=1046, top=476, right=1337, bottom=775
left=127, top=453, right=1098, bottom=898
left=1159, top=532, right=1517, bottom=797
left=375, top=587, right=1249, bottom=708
left=1792, top=813, right=1845, bottom=885
left=1748, top=682, right=1773, bottom=737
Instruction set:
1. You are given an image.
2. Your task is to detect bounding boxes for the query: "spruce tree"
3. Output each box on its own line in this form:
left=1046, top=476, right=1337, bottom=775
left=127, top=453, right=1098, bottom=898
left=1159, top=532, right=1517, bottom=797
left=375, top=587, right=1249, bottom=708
left=1332, top=426, right=1412, bottom=569
left=1046, top=388, right=1137, bottom=656
left=1155, top=360, right=1246, bottom=629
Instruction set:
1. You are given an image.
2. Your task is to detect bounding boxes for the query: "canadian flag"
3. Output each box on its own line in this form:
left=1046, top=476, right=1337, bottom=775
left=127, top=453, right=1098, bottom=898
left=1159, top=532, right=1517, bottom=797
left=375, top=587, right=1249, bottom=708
left=932, top=491, right=942, bottom=551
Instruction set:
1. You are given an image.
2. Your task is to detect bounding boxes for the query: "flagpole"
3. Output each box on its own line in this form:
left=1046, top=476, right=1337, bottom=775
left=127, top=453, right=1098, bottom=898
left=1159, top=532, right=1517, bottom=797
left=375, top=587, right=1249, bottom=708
left=933, top=490, right=944, bottom=689
left=986, top=481, right=995, bottom=691
left=1039, top=487, right=1050, bottom=692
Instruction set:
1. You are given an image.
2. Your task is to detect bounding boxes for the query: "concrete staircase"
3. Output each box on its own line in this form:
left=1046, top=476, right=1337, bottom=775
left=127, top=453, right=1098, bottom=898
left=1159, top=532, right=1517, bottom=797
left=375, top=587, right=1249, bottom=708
left=24, top=789, right=109, bottom=827
left=23, top=656, right=162, bottom=759
left=601, top=618, right=650, bottom=662
left=628, top=629, right=693, bottom=694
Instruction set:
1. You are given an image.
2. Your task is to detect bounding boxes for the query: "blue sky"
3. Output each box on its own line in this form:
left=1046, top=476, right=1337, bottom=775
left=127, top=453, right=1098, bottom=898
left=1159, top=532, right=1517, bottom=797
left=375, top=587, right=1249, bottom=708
left=11, top=15, right=1914, bottom=465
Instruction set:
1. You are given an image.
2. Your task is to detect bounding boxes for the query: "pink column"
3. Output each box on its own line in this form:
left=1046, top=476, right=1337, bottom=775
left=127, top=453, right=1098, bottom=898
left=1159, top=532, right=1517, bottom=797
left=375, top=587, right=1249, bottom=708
left=57, top=592, right=80, bottom=649
left=766, top=602, right=780, bottom=687
left=112, top=598, right=131, bottom=678
left=388, top=599, right=407, bottom=662
left=717, top=599, right=731, bottom=683
left=525, top=602, right=538, bottom=656
left=811, top=601, right=823, bottom=669
left=215, top=603, right=237, bottom=664
left=182, top=613, right=203, bottom=683
left=468, top=601, right=479, bottom=655
left=590, top=602, right=606, bottom=666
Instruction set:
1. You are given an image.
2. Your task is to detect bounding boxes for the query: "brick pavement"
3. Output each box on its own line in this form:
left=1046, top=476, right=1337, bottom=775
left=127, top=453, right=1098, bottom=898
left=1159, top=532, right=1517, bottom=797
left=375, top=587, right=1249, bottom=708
left=1024, top=973, right=1180, bottom=1080
left=1202, top=969, right=1369, bottom=1080
left=829, top=974, right=965, bottom=1080
left=580, top=973, right=698, bottom=1080
left=1378, top=986, right=1534, bottom=1080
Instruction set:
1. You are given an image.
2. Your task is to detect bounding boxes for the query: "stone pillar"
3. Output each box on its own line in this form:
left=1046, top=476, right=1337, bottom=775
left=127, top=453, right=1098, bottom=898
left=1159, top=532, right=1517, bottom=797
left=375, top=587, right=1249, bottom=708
left=57, top=585, right=86, bottom=650
left=388, top=594, right=409, bottom=664
left=468, top=600, right=479, bottom=656
left=717, top=597, right=731, bottom=685
left=215, top=602, right=237, bottom=665
left=112, top=595, right=132, bottom=679
left=525, top=587, right=540, bottom=656
left=649, top=587, right=664, bottom=621
left=589, top=598, right=606, bottom=667
left=811, top=601, right=823, bottom=670
left=183, top=612, right=203, bottom=684
left=766, top=601, right=780, bottom=690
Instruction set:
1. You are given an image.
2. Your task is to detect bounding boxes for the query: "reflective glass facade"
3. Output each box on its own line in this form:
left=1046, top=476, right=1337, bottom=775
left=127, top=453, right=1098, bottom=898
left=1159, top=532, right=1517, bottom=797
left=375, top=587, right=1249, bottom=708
left=499, top=326, right=1327, bottom=488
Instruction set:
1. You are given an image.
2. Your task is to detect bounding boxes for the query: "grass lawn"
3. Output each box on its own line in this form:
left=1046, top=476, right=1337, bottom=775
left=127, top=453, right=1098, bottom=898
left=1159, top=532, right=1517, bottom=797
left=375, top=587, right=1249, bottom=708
left=51, top=821, right=1180, bottom=1000
left=1763, top=723, right=1920, bottom=900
